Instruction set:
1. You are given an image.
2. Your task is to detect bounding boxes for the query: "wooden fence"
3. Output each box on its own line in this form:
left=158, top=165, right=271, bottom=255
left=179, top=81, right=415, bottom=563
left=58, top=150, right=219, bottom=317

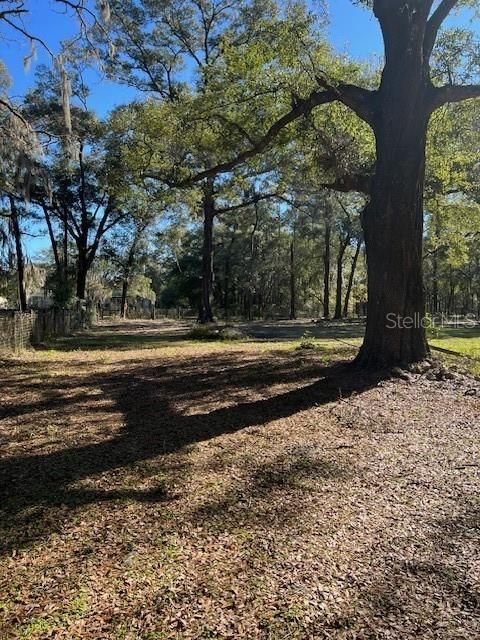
left=0, top=307, right=92, bottom=352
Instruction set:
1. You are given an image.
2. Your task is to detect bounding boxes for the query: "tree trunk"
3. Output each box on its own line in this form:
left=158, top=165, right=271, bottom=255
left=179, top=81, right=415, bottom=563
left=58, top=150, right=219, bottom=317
left=357, top=152, right=430, bottom=366
left=223, top=258, right=230, bottom=319
left=354, top=4, right=437, bottom=367
left=43, top=205, right=61, bottom=274
left=431, top=208, right=441, bottom=314
left=432, top=252, right=439, bottom=314
left=223, top=228, right=236, bottom=320
left=9, top=196, right=27, bottom=312
left=76, top=252, right=88, bottom=300
left=323, top=214, right=331, bottom=319
left=120, top=277, right=129, bottom=319
left=343, top=240, right=361, bottom=318
left=356, top=59, right=430, bottom=365
left=199, top=180, right=215, bottom=324
left=289, top=237, right=296, bottom=320
left=62, top=206, right=69, bottom=284
left=121, top=242, right=138, bottom=319
left=449, top=280, right=456, bottom=315
left=334, top=235, right=350, bottom=320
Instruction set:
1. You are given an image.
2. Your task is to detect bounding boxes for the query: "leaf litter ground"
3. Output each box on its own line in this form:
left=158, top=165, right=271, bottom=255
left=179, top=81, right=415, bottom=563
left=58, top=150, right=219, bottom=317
left=0, top=320, right=479, bottom=639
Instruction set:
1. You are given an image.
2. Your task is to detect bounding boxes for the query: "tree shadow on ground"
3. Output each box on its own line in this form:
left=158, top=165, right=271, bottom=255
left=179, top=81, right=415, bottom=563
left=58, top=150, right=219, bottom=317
left=0, top=351, right=385, bottom=556
left=49, top=332, right=190, bottom=352
left=239, top=321, right=365, bottom=341
left=40, top=319, right=193, bottom=351
left=191, top=446, right=352, bottom=534
left=436, top=326, right=480, bottom=340
left=323, top=500, right=480, bottom=638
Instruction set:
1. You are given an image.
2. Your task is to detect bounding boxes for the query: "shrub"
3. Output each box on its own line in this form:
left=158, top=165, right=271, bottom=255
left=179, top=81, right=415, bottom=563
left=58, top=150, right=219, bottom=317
left=297, top=331, right=318, bottom=350
left=189, top=324, right=245, bottom=341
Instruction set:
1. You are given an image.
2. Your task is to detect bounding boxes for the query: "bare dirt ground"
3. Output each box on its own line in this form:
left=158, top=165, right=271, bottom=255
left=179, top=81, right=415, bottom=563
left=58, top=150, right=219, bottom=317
left=0, top=320, right=479, bottom=639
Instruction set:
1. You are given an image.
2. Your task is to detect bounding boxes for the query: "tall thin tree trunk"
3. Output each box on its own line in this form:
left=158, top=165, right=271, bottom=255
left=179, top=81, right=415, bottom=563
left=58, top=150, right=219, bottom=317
left=199, top=179, right=215, bottom=324
left=120, top=278, right=129, bottom=319
left=289, top=236, right=296, bottom=320
left=343, top=240, right=362, bottom=318
left=43, top=205, right=61, bottom=273
left=431, top=208, right=441, bottom=314
left=76, top=250, right=88, bottom=300
left=9, top=196, right=27, bottom=312
left=63, top=206, right=69, bottom=284
left=323, top=214, right=331, bottom=319
left=121, top=243, right=137, bottom=319
left=334, top=234, right=350, bottom=320
left=432, top=252, right=439, bottom=314
left=223, top=228, right=236, bottom=320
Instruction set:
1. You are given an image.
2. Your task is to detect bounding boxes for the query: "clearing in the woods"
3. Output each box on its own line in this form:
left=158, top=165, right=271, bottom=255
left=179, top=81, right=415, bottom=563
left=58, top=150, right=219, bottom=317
left=1, top=320, right=479, bottom=639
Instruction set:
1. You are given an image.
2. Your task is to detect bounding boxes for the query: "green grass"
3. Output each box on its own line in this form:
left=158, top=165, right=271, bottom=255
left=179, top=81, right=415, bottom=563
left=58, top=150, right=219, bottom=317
left=19, top=617, right=53, bottom=639
left=38, top=320, right=480, bottom=375
left=429, top=326, right=480, bottom=375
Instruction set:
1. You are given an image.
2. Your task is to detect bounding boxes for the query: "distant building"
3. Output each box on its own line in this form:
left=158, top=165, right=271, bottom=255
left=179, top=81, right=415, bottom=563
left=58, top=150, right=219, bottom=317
left=100, top=291, right=156, bottom=319
left=28, top=292, right=54, bottom=309
left=26, top=265, right=53, bottom=309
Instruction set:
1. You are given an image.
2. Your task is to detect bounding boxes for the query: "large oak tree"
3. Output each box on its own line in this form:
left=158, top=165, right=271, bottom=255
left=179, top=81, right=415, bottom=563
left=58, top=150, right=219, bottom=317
left=177, top=0, right=480, bottom=367
left=104, top=0, right=479, bottom=365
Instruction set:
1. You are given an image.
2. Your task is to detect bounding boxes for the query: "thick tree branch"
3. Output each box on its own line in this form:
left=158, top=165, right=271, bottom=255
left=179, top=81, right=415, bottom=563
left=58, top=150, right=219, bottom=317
left=0, top=98, right=28, bottom=126
left=146, top=87, right=369, bottom=188
left=145, top=89, right=338, bottom=187
left=215, top=192, right=280, bottom=216
left=430, top=83, right=480, bottom=111
left=315, top=76, right=376, bottom=126
left=424, top=0, right=461, bottom=60
left=321, top=174, right=372, bottom=196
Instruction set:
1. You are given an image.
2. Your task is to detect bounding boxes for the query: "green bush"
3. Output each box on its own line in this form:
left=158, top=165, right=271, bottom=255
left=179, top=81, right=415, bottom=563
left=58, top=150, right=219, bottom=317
left=189, top=324, right=245, bottom=341
left=296, top=331, right=318, bottom=350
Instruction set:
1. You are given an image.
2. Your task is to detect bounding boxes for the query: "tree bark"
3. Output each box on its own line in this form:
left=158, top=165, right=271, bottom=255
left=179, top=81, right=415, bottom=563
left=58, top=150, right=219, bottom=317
left=334, top=234, right=350, bottom=320
left=356, top=8, right=431, bottom=367
left=76, top=250, right=88, bottom=300
left=198, top=179, right=216, bottom=324
left=62, top=205, right=69, bottom=284
left=432, top=252, right=439, bottom=314
left=289, top=237, right=296, bottom=320
left=223, top=227, right=236, bottom=320
left=323, top=210, right=331, bottom=319
left=43, top=204, right=61, bottom=273
left=357, top=137, right=430, bottom=366
left=431, top=208, right=442, bottom=313
left=343, top=240, right=362, bottom=318
left=9, top=196, right=27, bottom=312
left=120, top=277, right=129, bottom=319
left=120, top=239, right=139, bottom=319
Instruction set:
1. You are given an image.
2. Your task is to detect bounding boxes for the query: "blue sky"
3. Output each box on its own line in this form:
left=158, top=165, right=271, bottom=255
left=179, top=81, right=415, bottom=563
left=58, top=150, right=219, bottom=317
left=1, top=1, right=476, bottom=115
left=1, top=0, right=383, bottom=116
left=1, top=1, right=476, bottom=117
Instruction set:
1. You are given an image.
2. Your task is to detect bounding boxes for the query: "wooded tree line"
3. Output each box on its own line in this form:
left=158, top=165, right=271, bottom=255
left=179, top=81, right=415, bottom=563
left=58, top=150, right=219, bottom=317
left=0, top=0, right=479, bottom=366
